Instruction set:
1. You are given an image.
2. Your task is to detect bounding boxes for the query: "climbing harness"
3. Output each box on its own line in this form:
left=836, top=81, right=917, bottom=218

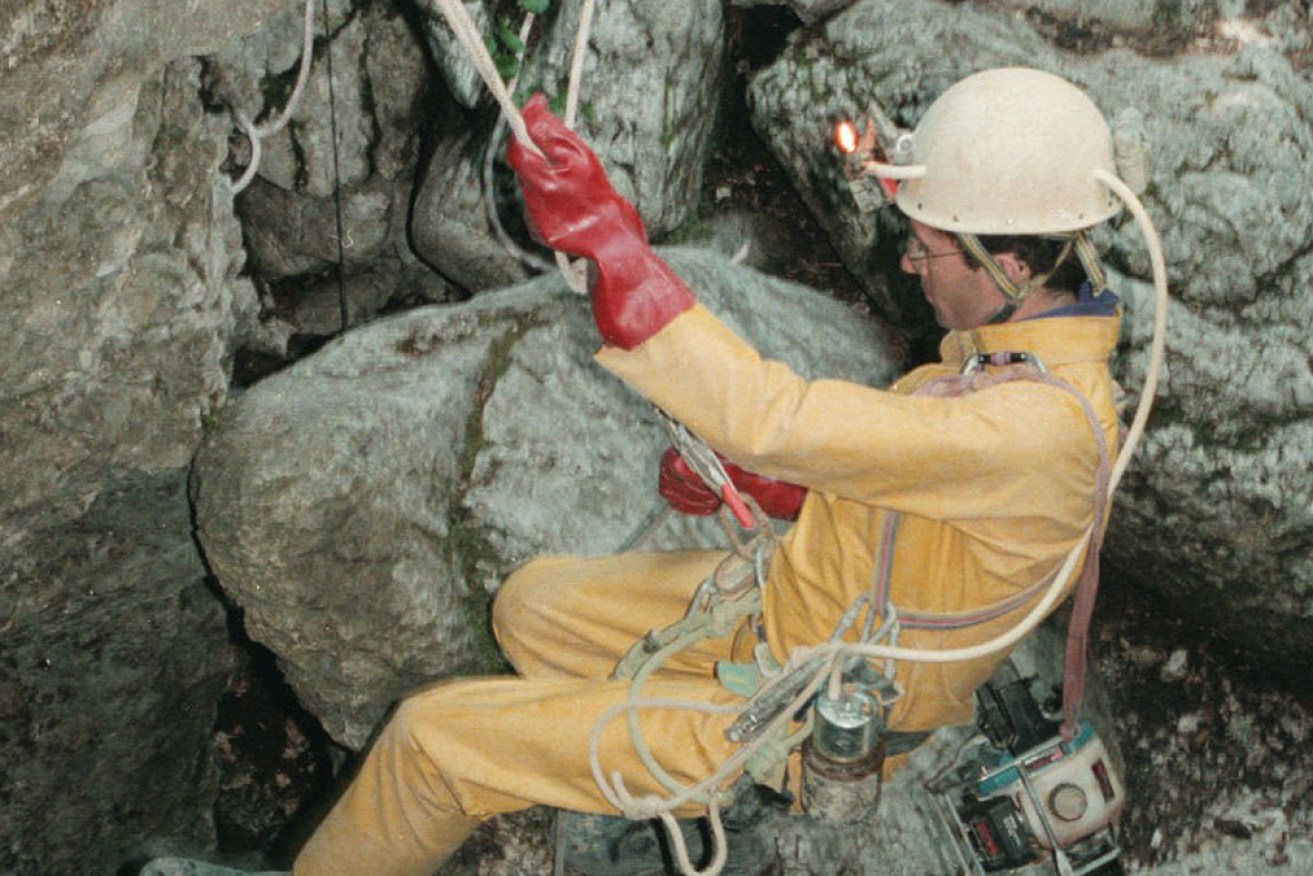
left=585, top=352, right=1116, bottom=876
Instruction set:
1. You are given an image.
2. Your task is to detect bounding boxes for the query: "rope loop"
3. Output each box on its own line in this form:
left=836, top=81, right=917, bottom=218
left=230, top=0, right=318, bottom=194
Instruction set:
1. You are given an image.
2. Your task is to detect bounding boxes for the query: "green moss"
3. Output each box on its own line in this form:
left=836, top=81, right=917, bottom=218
left=441, top=513, right=512, bottom=676
left=1151, top=0, right=1183, bottom=30
left=440, top=318, right=542, bottom=675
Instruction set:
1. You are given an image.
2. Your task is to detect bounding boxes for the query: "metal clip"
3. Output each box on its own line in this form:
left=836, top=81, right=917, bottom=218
left=960, top=351, right=1047, bottom=376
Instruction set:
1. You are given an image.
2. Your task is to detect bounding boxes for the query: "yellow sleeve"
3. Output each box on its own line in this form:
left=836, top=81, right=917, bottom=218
left=595, top=304, right=1099, bottom=523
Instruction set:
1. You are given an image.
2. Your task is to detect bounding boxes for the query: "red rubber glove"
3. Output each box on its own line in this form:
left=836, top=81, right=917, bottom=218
left=506, top=93, right=695, bottom=350
left=658, top=447, right=808, bottom=521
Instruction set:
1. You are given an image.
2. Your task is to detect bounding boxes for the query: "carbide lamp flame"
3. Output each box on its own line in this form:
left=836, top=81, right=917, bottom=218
left=834, top=118, right=859, bottom=155
left=832, top=113, right=898, bottom=212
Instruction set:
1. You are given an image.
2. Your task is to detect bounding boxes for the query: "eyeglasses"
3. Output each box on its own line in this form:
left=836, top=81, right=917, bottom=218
left=903, top=236, right=961, bottom=263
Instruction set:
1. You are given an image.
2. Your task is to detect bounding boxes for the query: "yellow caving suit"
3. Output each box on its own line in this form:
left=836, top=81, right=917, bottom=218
left=295, top=301, right=1121, bottom=876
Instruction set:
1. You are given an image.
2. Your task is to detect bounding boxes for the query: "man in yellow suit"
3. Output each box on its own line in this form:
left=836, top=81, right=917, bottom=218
left=292, top=67, right=1130, bottom=875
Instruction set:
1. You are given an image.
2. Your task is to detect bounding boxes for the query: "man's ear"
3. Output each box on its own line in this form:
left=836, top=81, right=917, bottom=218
left=991, top=251, right=1033, bottom=283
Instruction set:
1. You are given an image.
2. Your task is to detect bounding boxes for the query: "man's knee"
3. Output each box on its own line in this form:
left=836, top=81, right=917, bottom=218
left=490, top=573, right=526, bottom=644
left=491, top=557, right=555, bottom=643
left=381, top=681, right=470, bottom=757
left=379, top=690, right=432, bottom=756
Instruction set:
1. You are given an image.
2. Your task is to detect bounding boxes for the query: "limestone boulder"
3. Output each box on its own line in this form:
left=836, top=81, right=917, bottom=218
left=729, top=0, right=859, bottom=26
left=415, top=0, right=496, bottom=109
left=191, top=248, right=899, bottom=748
left=1, top=1, right=286, bottom=869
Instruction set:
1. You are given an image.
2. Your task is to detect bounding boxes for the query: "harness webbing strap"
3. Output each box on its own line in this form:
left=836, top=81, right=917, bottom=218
left=868, top=361, right=1112, bottom=736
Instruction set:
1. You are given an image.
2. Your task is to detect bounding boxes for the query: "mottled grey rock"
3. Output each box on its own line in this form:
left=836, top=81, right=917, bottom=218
left=416, top=0, right=494, bottom=109
left=205, top=0, right=449, bottom=333
left=997, top=0, right=1218, bottom=34
left=0, top=0, right=289, bottom=208
left=1, top=2, right=275, bottom=867
left=0, top=472, right=237, bottom=874
left=409, top=123, right=539, bottom=293
left=2, top=66, right=255, bottom=533
left=139, top=857, right=287, bottom=876
left=206, top=0, right=388, bottom=198
left=747, top=0, right=1313, bottom=667
left=191, top=248, right=899, bottom=748
left=525, top=0, right=726, bottom=239
left=729, top=0, right=858, bottom=25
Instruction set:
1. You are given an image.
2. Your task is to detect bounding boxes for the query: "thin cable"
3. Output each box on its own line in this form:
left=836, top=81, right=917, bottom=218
left=320, top=0, right=349, bottom=333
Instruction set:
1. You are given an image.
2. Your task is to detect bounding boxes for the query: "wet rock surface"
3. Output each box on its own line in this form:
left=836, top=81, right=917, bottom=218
left=1094, top=584, right=1313, bottom=873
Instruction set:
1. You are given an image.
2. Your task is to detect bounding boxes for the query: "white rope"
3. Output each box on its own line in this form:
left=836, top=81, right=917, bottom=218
left=429, top=0, right=598, bottom=295
left=562, top=0, right=597, bottom=128
left=482, top=15, right=557, bottom=274
left=585, top=524, right=1094, bottom=861
left=430, top=0, right=537, bottom=153
left=592, top=169, right=1172, bottom=856
left=552, top=0, right=598, bottom=292
left=231, top=0, right=318, bottom=194
left=663, top=805, right=727, bottom=876
left=1092, top=168, right=1169, bottom=496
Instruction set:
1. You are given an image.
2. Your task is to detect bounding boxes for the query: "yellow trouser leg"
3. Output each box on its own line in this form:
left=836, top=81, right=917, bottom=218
left=296, top=550, right=747, bottom=875
left=294, top=674, right=745, bottom=876
left=493, top=550, right=736, bottom=679
left=292, top=683, right=482, bottom=876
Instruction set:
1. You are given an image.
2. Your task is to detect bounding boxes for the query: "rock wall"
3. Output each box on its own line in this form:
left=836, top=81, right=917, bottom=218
left=4, top=0, right=1313, bottom=872
left=1, top=1, right=287, bottom=870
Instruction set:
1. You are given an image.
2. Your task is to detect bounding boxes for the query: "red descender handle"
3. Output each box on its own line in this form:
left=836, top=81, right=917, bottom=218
left=720, top=484, right=754, bottom=529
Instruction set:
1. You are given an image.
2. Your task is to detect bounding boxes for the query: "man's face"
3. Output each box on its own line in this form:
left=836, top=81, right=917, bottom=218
left=900, top=220, right=1003, bottom=331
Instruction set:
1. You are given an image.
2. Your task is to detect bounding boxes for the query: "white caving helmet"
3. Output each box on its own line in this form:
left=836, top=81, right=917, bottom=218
left=890, top=67, right=1122, bottom=235
left=865, top=66, right=1162, bottom=332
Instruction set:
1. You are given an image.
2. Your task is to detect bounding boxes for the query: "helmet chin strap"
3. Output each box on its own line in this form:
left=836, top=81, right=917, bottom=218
left=957, top=231, right=1098, bottom=324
